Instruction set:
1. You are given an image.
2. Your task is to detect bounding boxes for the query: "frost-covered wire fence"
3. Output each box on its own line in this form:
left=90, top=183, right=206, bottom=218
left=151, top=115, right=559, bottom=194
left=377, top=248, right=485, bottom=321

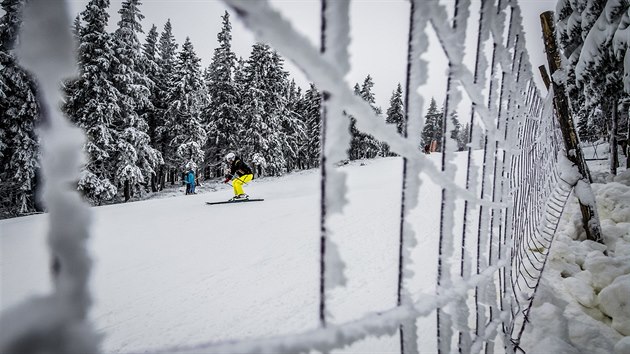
left=1, top=0, right=586, bottom=353
left=0, top=0, right=99, bottom=352
left=507, top=91, right=565, bottom=350
left=213, top=0, right=570, bottom=352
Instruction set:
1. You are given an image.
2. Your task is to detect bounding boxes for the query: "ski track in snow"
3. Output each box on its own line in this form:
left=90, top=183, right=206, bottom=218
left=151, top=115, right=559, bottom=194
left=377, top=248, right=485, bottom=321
left=1, top=152, right=483, bottom=353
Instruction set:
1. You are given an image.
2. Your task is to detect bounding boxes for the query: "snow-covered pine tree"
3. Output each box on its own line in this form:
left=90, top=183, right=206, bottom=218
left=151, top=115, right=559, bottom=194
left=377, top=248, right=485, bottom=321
left=386, top=83, right=405, bottom=134
left=359, top=75, right=383, bottom=158
left=72, top=14, right=82, bottom=41
left=556, top=0, right=591, bottom=141
left=301, top=83, right=321, bottom=169
left=0, top=62, right=40, bottom=216
left=234, top=56, right=246, bottom=85
left=385, top=83, right=404, bottom=156
left=203, top=11, right=239, bottom=178
left=421, top=97, right=443, bottom=152
left=613, top=1, right=630, bottom=167
left=239, top=43, right=287, bottom=176
left=163, top=37, right=208, bottom=174
left=142, top=24, right=159, bottom=139
left=0, top=0, right=41, bottom=216
left=154, top=19, right=178, bottom=187
left=111, top=0, right=162, bottom=201
left=280, top=78, right=306, bottom=172
left=292, top=85, right=308, bottom=170
left=0, top=0, right=22, bottom=53
left=558, top=0, right=629, bottom=173
left=459, top=122, right=471, bottom=152
left=266, top=50, right=294, bottom=174
left=574, top=0, right=627, bottom=174
left=142, top=24, right=162, bottom=191
left=63, top=0, right=118, bottom=205
left=576, top=106, right=606, bottom=142
left=449, top=111, right=462, bottom=151
left=348, top=83, right=362, bottom=160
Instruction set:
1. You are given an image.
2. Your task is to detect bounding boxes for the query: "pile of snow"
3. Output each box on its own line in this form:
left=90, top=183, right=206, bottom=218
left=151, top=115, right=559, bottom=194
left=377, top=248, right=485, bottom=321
left=523, top=169, right=630, bottom=354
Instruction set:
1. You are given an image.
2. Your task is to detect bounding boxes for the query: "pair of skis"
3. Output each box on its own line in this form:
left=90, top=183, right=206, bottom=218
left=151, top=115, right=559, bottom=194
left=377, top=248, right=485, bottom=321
left=208, top=177, right=263, bottom=205
left=205, top=198, right=264, bottom=205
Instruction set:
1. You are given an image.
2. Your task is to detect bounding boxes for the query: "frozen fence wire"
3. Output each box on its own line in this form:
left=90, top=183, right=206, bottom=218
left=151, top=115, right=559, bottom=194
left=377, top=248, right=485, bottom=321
left=0, top=0, right=99, bottom=352
left=220, top=0, right=573, bottom=352
left=507, top=91, right=572, bottom=350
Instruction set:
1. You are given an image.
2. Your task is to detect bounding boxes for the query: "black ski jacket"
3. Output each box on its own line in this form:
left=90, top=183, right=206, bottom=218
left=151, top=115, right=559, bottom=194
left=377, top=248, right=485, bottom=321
left=226, top=157, right=253, bottom=179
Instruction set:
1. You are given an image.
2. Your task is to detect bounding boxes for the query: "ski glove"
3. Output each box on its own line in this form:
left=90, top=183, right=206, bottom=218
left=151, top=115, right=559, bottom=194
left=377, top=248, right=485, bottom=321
left=223, top=177, right=231, bottom=183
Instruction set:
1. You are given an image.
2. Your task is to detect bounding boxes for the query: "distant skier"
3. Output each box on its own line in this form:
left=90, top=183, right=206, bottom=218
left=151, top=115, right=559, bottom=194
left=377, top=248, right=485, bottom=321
left=223, top=152, right=254, bottom=200
left=186, top=168, right=196, bottom=194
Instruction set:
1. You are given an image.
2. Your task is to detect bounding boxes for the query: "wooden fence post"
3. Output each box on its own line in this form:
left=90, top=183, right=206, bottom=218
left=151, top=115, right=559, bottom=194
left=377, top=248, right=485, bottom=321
left=540, top=11, right=603, bottom=243
left=538, top=65, right=550, bottom=90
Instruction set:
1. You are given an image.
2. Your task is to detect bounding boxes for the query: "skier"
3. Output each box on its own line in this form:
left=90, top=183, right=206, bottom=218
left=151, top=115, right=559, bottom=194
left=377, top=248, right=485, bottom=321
left=223, top=152, right=254, bottom=200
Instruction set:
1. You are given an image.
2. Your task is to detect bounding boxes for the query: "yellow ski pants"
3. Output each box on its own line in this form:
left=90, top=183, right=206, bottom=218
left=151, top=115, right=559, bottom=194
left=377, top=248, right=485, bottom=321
left=233, top=174, right=253, bottom=195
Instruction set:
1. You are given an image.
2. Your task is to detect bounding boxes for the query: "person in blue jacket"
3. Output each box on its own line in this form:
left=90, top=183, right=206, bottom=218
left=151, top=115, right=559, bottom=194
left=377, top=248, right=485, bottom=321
left=186, top=168, right=196, bottom=194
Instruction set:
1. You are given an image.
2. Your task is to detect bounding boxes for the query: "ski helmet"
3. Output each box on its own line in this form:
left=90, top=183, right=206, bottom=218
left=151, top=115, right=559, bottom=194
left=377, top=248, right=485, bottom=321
left=225, top=152, right=235, bottom=162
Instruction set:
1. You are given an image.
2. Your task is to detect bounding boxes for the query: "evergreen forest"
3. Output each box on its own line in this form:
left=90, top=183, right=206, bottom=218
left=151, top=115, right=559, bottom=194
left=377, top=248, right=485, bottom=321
left=0, top=0, right=469, bottom=217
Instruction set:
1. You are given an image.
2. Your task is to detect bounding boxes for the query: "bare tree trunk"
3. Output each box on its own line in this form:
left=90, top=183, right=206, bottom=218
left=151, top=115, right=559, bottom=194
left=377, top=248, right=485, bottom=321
left=610, top=97, right=619, bottom=175
left=627, top=105, right=630, bottom=168
left=158, top=165, right=165, bottom=191
left=124, top=180, right=130, bottom=202
left=150, top=174, right=157, bottom=193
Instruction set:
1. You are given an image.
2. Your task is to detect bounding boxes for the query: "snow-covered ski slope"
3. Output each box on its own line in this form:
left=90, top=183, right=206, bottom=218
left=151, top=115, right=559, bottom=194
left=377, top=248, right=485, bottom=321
left=1, top=152, right=483, bottom=353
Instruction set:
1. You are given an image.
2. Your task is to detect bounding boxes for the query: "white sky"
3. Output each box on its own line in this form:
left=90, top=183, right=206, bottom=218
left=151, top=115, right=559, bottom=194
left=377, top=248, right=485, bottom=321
left=65, top=0, right=556, bottom=116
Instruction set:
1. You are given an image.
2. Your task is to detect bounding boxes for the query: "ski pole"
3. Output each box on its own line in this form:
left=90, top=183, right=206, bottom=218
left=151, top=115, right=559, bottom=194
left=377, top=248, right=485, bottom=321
left=222, top=174, right=250, bottom=188
left=225, top=175, right=249, bottom=185
left=233, top=176, right=248, bottom=184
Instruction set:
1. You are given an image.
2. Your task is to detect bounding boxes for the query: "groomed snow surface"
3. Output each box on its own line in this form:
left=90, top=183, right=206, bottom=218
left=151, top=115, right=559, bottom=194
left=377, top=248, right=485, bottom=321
left=2, top=153, right=450, bottom=353
left=2, top=150, right=629, bottom=353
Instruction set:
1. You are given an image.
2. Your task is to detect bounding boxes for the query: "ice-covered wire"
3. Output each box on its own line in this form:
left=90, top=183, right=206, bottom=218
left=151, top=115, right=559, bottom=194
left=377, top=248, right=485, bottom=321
left=396, top=0, right=430, bottom=352
left=318, top=0, right=351, bottom=328
left=0, top=0, right=99, bottom=352
left=507, top=91, right=572, bottom=349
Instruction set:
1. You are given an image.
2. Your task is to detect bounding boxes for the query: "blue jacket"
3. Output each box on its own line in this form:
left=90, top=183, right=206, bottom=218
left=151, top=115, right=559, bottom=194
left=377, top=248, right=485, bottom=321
left=186, top=171, right=195, bottom=184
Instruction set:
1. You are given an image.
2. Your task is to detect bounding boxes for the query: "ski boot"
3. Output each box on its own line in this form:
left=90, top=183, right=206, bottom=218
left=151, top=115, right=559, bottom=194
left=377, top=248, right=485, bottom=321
left=229, top=194, right=249, bottom=201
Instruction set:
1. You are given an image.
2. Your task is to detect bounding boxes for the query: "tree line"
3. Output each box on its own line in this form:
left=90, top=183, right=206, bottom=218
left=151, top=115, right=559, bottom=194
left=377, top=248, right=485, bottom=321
left=556, top=0, right=630, bottom=173
left=0, top=0, right=472, bottom=217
